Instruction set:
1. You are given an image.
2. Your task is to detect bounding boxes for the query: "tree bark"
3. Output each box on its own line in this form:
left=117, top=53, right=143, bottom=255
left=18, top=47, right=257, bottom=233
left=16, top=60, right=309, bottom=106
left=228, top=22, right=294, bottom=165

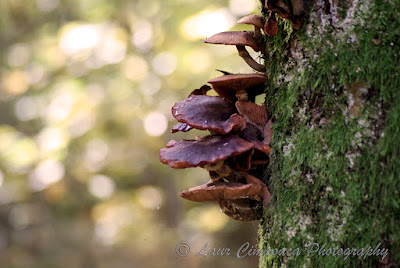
left=258, top=0, right=400, bottom=267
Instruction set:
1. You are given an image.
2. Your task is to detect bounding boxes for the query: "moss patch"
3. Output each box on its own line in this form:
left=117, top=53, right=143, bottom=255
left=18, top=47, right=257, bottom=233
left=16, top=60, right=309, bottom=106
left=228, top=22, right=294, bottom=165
left=258, top=0, right=400, bottom=267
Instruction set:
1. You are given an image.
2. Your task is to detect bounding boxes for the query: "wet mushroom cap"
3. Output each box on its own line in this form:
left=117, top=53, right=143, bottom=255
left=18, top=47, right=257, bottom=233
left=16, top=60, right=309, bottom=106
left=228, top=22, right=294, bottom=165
left=159, top=135, right=254, bottom=168
left=179, top=180, right=262, bottom=202
left=204, top=31, right=262, bottom=52
left=207, top=73, right=267, bottom=100
left=172, top=95, right=246, bottom=134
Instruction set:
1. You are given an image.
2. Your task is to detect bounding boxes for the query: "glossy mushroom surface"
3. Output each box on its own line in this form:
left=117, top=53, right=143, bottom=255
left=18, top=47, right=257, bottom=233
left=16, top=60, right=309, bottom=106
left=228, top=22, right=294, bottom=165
left=172, top=95, right=246, bottom=134
left=159, top=135, right=254, bottom=168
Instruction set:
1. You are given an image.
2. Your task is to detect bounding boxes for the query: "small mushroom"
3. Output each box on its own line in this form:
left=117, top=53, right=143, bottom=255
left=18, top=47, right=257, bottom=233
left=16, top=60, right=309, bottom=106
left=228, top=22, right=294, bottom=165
left=237, top=15, right=264, bottom=37
left=264, top=11, right=278, bottom=37
left=207, top=73, right=267, bottom=101
left=204, top=31, right=262, bottom=52
left=204, top=31, right=265, bottom=72
left=172, top=95, right=246, bottom=134
left=159, top=135, right=254, bottom=169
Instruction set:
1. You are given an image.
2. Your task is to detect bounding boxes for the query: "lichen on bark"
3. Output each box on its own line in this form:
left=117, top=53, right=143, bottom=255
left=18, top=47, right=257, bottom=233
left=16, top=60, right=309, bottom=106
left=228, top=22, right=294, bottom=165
left=258, top=0, right=400, bottom=267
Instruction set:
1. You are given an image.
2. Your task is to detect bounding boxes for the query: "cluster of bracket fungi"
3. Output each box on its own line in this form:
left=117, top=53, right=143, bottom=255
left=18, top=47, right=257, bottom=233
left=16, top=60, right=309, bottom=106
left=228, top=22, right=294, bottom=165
left=159, top=3, right=305, bottom=221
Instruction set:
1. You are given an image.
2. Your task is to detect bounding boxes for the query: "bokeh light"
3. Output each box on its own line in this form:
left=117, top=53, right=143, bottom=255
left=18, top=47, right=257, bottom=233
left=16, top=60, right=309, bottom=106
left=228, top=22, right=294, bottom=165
left=0, top=1, right=261, bottom=267
left=181, top=9, right=236, bottom=39
left=143, top=112, right=168, bottom=137
left=29, top=159, right=65, bottom=191
left=88, top=175, right=115, bottom=199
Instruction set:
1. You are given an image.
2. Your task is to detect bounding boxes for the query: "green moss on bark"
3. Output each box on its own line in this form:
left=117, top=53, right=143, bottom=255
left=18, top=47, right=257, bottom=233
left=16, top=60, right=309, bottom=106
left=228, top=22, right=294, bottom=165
left=258, top=0, right=400, bottom=267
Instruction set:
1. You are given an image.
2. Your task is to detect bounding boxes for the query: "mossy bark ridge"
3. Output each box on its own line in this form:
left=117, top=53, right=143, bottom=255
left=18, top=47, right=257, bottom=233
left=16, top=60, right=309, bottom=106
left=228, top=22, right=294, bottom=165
left=258, top=0, right=400, bottom=267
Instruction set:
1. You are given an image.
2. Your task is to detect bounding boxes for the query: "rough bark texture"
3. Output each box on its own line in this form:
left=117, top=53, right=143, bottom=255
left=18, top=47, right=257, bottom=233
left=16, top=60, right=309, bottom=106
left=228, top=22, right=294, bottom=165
left=258, top=0, right=400, bottom=267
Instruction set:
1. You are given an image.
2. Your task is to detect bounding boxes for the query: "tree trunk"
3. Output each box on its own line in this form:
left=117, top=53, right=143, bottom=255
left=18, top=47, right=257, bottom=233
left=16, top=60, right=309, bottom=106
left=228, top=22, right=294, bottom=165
left=258, top=0, right=400, bottom=267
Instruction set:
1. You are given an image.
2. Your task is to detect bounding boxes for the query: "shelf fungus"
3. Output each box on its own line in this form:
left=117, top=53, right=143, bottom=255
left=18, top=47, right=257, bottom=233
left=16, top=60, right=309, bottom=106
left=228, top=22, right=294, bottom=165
left=159, top=10, right=276, bottom=221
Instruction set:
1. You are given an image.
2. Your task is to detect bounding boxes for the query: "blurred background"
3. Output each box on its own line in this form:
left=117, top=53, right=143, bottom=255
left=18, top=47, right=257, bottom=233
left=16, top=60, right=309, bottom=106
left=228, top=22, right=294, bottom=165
left=0, top=0, right=264, bottom=267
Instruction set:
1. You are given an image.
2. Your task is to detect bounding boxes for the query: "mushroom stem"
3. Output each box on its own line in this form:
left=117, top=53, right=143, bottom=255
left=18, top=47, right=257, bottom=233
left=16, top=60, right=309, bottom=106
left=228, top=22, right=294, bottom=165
left=236, top=45, right=265, bottom=72
left=254, top=27, right=261, bottom=38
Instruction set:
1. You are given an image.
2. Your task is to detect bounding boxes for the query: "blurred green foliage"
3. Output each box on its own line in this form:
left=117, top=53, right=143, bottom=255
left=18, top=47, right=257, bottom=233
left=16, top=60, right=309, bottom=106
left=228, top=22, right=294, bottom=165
left=0, top=0, right=263, bottom=267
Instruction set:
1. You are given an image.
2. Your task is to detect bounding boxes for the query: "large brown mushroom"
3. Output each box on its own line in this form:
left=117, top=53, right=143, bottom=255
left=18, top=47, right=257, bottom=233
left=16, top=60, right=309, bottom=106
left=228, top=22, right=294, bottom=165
left=207, top=73, right=267, bottom=101
left=179, top=180, right=262, bottom=202
left=172, top=95, right=246, bottom=134
left=179, top=173, right=270, bottom=206
left=159, top=135, right=254, bottom=169
left=204, top=31, right=265, bottom=72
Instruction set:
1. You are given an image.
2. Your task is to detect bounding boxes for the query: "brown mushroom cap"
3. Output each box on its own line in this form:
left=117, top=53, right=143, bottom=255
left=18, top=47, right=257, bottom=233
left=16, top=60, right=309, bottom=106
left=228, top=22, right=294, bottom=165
left=234, top=101, right=272, bottom=155
left=207, top=73, right=267, bottom=100
left=172, top=95, right=246, bottom=134
left=179, top=180, right=262, bottom=202
left=264, top=11, right=278, bottom=37
left=204, top=31, right=262, bottom=52
left=159, top=135, right=254, bottom=169
left=241, top=173, right=271, bottom=208
left=241, top=120, right=272, bottom=155
left=235, top=101, right=269, bottom=128
left=237, top=15, right=264, bottom=29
